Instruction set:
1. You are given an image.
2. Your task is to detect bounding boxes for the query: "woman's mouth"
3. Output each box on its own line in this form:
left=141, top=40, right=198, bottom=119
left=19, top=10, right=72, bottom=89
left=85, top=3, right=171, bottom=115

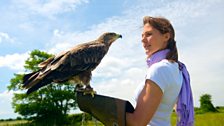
left=144, top=45, right=151, bottom=49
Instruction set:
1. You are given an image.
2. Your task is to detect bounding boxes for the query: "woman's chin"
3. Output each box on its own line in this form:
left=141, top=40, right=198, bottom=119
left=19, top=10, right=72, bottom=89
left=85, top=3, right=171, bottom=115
left=145, top=51, right=153, bottom=58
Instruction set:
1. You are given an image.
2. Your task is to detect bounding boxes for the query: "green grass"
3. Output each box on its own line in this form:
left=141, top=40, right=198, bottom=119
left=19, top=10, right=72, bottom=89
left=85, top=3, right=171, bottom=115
left=0, top=120, right=29, bottom=126
left=171, top=112, right=224, bottom=126
left=80, top=121, right=104, bottom=126
left=1, top=112, right=224, bottom=126
left=0, top=119, right=104, bottom=126
left=194, top=112, right=224, bottom=126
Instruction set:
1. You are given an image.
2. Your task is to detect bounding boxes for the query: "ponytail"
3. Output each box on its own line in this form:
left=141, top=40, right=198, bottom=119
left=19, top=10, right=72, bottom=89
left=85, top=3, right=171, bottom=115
left=166, top=39, right=178, bottom=62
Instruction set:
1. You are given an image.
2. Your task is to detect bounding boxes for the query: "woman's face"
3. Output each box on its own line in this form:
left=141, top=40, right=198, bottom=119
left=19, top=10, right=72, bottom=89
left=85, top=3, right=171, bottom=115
left=142, top=23, right=169, bottom=58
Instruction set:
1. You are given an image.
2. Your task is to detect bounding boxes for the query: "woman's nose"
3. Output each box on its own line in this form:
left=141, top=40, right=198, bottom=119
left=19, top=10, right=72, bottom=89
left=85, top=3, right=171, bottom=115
left=142, top=35, right=147, bottom=43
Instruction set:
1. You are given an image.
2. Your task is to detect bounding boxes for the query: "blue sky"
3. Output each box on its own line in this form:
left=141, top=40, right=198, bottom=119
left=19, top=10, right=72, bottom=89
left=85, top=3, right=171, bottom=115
left=0, top=0, right=224, bottom=119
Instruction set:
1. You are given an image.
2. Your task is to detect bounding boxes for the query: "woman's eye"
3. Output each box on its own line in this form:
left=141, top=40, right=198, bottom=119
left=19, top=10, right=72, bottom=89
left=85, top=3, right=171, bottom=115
left=146, top=33, right=152, bottom=36
left=142, top=32, right=152, bottom=38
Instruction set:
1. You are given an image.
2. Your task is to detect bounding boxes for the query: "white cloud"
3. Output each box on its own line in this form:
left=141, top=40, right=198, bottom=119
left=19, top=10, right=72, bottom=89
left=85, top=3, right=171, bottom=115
left=0, top=32, right=14, bottom=43
left=93, top=78, right=140, bottom=106
left=0, top=91, right=20, bottom=119
left=0, top=53, right=29, bottom=71
left=92, top=63, right=146, bottom=107
left=47, top=29, right=98, bottom=54
left=12, top=0, right=89, bottom=18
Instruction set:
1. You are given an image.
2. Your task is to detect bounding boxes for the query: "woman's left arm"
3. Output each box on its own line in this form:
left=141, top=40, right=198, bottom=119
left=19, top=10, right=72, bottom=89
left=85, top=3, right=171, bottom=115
left=126, top=79, right=163, bottom=126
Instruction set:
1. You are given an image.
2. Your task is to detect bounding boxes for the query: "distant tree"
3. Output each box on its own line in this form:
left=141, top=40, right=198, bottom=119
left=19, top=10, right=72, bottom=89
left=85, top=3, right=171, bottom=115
left=199, top=94, right=218, bottom=113
left=7, top=49, right=77, bottom=125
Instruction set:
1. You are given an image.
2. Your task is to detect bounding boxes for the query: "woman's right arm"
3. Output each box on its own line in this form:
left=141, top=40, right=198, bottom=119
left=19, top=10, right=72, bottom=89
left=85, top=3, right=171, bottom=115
left=126, top=79, right=163, bottom=126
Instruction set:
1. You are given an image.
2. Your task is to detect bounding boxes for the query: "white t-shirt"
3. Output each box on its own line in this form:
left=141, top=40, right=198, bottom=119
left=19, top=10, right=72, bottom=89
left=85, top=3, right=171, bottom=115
left=134, top=59, right=183, bottom=126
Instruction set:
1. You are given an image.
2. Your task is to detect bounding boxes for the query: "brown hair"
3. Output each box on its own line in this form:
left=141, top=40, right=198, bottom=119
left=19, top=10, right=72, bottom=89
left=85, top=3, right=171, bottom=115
left=143, top=16, right=178, bottom=62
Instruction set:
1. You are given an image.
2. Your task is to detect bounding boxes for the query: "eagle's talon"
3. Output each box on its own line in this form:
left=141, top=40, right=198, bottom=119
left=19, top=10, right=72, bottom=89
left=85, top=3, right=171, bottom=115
left=75, top=83, right=87, bottom=92
left=75, top=88, right=84, bottom=92
left=83, top=90, right=96, bottom=97
left=75, top=86, right=84, bottom=92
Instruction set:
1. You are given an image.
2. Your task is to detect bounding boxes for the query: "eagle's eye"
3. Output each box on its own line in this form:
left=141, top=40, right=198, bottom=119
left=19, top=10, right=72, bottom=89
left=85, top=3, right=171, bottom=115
left=107, top=33, right=115, bottom=36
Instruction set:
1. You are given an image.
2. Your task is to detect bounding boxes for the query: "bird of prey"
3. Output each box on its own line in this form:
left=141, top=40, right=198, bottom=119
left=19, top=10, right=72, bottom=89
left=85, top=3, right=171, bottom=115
left=22, top=32, right=122, bottom=96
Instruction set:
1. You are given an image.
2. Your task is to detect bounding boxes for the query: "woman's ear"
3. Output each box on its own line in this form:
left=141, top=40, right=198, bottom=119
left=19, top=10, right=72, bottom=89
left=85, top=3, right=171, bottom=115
left=163, top=32, right=170, bottom=42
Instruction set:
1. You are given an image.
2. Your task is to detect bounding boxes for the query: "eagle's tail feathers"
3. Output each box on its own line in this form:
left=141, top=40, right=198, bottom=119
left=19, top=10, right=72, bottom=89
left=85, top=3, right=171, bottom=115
left=26, top=79, right=51, bottom=95
left=23, top=72, right=39, bottom=88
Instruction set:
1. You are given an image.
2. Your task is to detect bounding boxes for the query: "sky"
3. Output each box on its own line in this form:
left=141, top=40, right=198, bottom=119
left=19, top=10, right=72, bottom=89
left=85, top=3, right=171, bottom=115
left=0, top=0, right=224, bottom=119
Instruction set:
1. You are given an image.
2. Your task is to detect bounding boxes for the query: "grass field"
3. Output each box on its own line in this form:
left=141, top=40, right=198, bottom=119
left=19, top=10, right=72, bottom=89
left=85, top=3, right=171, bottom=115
left=171, top=112, right=224, bottom=126
left=1, top=112, right=224, bottom=126
left=0, top=120, right=29, bottom=126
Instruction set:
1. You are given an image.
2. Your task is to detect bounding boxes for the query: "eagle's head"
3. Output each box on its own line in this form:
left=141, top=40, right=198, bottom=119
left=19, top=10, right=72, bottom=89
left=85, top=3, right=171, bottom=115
left=98, top=32, right=122, bottom=46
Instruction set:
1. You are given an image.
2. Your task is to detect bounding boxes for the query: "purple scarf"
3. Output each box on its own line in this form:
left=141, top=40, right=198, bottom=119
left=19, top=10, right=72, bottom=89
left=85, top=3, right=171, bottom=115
left=146, top=49, right=194, bottom=126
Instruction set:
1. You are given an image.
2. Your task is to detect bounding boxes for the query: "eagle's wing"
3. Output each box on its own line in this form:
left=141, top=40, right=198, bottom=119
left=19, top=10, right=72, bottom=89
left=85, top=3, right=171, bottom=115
left=52, top=42, right=107, bottom=80
left=24, top=42, right=107, bottom=94
left=38, top=57, right=54, bottom=69
left=38, top=51, right=68, bottom=69
left=70, top=43, right=107, bottom=69
left=23, top=50, right=70, bottom=88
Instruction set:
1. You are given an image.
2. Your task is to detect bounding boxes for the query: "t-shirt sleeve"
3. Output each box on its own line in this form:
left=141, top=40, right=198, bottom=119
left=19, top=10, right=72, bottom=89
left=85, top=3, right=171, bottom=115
left=145, top=64, right=168, bottom=93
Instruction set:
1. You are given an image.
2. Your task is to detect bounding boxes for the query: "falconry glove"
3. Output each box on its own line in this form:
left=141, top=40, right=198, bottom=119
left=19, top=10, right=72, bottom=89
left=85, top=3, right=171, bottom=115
left=77, top=92, right=134, bottom=126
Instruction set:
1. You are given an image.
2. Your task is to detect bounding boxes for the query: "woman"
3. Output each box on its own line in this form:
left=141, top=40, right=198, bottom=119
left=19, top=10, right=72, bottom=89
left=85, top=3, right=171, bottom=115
left=126, top=16, right=194, bottom=126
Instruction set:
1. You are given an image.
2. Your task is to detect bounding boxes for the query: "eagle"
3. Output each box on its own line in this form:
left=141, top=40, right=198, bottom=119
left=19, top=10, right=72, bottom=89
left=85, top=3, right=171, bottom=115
left=22, top=32, right=122, bottom=96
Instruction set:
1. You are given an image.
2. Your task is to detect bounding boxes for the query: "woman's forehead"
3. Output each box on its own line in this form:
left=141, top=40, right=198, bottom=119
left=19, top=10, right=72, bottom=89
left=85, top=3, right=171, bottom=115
left=143, top=24, right=154, bottom=32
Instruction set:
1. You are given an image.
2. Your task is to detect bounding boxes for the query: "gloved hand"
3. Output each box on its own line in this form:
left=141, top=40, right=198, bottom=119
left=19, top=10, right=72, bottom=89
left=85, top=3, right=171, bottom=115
left=77, top=92, right=134, bottom=126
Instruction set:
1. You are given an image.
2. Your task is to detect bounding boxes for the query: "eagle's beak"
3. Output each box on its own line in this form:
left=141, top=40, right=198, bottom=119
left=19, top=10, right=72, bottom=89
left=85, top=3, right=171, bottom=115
left=117, top=34, right=122, bottom=39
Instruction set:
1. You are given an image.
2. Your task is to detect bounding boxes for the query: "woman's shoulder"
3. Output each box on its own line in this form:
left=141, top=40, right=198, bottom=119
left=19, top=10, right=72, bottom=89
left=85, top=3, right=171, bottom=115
left=149, top=59, right=178, bottom=71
